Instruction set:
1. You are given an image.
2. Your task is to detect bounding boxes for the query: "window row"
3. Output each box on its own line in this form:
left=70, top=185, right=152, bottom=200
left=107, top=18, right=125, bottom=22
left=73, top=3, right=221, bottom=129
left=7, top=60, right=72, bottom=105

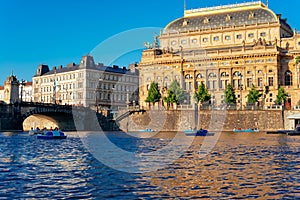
left=98, top=83, right=136, bottom=92
left=172, top=32, right=267, bottom=45
left=99, top=74, right=138, bottom=83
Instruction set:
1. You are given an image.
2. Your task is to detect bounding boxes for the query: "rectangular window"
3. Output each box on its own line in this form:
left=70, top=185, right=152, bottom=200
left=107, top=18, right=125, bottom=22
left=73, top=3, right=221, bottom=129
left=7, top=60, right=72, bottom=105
left=236, top=34, right=242, bottom=39
left=191, top=39, right=197, bottom=43
left=260, top=32, right=266, bottom=37
left=248, top=33, right=254, bottom=38
left=268, top=77, right=274, bottom=86
left=213, top=81, right=217, bottom=89
left=247, top=78, right=253, bottom=87
left=233, top=80, right=237, bottom=88
left=225, top=35, right=231, bottom=40
left=258, top=78, right=263, bottom=87
left=220, top=80, right=224, bottom=89
left=203, top=37, right=208, bottom=42
left=213, top=36, right=219, bottom=41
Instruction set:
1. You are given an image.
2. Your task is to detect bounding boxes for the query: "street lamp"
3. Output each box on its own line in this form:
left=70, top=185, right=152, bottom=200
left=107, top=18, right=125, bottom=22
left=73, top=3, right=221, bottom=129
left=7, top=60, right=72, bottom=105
left=238, top=73, right=243, bottom=110
left=95, top=78, right=103, bottom=112
left=20, top=79, right=26, bottom=102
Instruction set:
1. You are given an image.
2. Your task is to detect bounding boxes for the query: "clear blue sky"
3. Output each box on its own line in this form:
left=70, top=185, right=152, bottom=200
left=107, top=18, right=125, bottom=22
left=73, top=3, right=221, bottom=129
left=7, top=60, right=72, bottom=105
left=0, top=0, right=300, bottom=84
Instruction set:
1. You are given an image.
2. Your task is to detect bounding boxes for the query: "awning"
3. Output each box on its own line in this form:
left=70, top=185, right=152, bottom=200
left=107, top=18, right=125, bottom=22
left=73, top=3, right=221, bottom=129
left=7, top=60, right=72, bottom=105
left=287, top=113, right=300, bottom=119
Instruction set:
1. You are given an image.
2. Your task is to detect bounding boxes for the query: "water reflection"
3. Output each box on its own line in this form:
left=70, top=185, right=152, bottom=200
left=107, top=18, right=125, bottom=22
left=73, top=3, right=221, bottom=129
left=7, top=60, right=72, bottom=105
left=0, top=131, right=299, bottom=199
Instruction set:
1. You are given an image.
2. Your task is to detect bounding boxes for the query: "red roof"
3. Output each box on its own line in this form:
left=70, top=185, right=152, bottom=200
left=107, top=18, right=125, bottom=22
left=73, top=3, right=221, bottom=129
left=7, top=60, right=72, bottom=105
left=25, top=82, right=32, bottom=86
left=0, top=86, right=4, bottom=90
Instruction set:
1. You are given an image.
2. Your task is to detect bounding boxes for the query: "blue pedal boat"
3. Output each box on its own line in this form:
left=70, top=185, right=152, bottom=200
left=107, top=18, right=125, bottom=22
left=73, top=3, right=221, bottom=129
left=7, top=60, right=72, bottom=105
left=37, top=131, right=67, bottom=139
left=184, top=129, right=214, bottom=136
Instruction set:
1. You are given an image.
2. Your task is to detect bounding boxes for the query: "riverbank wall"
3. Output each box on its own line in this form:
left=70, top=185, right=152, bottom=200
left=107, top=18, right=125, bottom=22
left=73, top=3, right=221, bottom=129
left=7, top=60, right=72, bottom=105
left=118, top=110, right=284, bottom=132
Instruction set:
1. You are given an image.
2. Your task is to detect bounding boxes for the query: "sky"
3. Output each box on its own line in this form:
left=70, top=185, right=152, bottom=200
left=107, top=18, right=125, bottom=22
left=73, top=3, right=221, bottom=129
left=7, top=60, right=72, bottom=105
left=1, top=0, right=300, bottom=84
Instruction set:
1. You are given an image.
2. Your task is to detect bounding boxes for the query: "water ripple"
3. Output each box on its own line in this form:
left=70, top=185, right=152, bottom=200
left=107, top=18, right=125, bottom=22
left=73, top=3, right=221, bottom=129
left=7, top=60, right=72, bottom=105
left=0, top=131, right=299, bottom=199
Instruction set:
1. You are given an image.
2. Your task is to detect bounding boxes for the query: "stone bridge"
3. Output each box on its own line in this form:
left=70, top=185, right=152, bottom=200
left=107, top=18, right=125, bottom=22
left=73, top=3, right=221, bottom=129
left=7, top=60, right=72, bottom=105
left=0, top=102, right=117, bottom=131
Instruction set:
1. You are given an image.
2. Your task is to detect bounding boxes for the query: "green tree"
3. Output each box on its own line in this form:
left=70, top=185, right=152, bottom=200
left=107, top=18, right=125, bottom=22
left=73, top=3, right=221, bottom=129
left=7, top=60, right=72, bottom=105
left=247, top=84, right=262, bottom=104
left=145, top=82, right=161, bottom=107
left=296, top=56, right=300, bottom=65
left=163, top=90, right=177, bottom=110
left=224, top=84, right=237, bottom=104
left=194, top=82, right=211, bottom=109
left=275, top=87, right=288, bottom=105
left=168, top=79, right=185, bottom=104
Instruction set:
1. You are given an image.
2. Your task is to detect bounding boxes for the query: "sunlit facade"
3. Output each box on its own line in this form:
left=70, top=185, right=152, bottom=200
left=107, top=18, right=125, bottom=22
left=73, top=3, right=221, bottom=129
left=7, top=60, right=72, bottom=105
left=138, top=1, right=300, bottom=110
left=32, top=55, right=139, bottom=108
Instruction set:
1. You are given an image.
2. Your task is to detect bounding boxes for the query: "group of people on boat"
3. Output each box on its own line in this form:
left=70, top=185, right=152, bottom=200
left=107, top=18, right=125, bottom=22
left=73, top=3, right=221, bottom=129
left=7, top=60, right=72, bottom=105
left=29, top=126, right=61, bottom=135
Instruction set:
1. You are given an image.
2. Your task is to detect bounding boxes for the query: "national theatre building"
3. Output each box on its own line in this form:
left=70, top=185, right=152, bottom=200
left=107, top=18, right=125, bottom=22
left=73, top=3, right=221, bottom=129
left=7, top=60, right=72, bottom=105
left=138, top=1, right=300, bottom=110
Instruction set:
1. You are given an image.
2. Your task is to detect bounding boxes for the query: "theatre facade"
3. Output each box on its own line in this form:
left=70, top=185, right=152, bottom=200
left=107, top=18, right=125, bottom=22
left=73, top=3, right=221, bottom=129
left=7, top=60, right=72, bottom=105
left=138, top=1, right=300, bottom=110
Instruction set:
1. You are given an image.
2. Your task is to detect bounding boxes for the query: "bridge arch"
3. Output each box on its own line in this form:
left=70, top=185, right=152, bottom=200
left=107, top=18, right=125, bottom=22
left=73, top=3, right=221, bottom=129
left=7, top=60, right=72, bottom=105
left=21, top=107, right=76, bottom=131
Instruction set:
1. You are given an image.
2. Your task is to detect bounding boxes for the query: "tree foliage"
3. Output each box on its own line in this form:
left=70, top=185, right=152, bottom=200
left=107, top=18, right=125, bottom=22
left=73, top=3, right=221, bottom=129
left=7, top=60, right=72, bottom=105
left=168, top=80, right=185, bottom=104
left=247, top=84, right=262, bottom=104
left=224, top=84, right=237, bottom=104
left=163, top=90, right=177, bottom=109
left=275, top=87, right=288, bottom=105
left=145, top=82, right=161, bottom=105
left=296, top=56, right=300, bottom=65
left=194, top=82, right=211, bottom=106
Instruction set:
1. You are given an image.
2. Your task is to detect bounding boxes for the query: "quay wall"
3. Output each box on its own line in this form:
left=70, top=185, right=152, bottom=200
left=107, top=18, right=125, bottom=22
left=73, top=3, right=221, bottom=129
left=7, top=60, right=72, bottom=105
left=118, top=110, right=284, bottom=132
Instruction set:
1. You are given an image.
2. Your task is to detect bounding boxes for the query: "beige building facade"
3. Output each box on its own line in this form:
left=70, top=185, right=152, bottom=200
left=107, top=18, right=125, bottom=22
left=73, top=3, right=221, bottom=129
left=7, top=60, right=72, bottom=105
left=0, top=75, right=20, bottom=104
left=138, top=1, right=300, bottom=110
left=32, top=55, right=139, bottom=108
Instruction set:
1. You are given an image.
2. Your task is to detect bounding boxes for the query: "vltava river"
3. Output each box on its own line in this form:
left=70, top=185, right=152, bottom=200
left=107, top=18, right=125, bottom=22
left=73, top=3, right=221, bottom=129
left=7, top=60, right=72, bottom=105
left=0, top=131, right=299, bottom=199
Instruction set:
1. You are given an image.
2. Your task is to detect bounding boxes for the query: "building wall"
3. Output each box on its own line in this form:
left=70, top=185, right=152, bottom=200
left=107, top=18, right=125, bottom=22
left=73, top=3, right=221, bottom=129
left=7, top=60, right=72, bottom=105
left=118, top=110, right=284, bottom=132
left=32, top=55, right=139, bottom=108
left=138, top=2, right=300, bottom=109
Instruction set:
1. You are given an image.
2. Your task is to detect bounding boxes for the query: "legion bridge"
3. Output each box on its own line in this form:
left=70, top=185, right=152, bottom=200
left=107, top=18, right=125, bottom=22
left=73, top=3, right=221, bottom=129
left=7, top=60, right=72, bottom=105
left=0, top=102, right=117, bottom=131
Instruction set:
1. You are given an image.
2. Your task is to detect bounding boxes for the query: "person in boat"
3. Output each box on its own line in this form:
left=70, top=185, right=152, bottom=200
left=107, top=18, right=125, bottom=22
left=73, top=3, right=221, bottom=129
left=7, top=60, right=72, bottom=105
left=296, top=124, right=300, bottom=131
left=53, top=127, right=60, bottom=136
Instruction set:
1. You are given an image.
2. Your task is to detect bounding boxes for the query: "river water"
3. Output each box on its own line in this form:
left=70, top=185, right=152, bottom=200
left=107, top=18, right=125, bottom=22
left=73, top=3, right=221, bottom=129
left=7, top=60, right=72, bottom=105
left=0, top=131, right=299, bottom=199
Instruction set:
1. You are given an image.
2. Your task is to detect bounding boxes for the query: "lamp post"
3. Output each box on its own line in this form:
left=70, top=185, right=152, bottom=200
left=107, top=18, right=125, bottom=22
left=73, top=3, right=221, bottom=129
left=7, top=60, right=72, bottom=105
left=20, top=79, right=26, bottom=102
left=238, top=73, right=243, bottom=110
left=95, top=78, right=102, bottom=113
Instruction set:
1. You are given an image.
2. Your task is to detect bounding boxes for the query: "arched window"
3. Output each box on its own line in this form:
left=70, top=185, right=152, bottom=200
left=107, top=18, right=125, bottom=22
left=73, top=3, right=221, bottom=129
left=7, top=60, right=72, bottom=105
left=196, top=73, right=203, bottom=79
left=285, top=70, right=293, bottom=86
left=185, top=74, right=192, bottom=79
left=208, top=73, right=217, bottom=78
left=221, top=72, right=229, bottom=77
left=233, top=71, right=241, bottom=77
